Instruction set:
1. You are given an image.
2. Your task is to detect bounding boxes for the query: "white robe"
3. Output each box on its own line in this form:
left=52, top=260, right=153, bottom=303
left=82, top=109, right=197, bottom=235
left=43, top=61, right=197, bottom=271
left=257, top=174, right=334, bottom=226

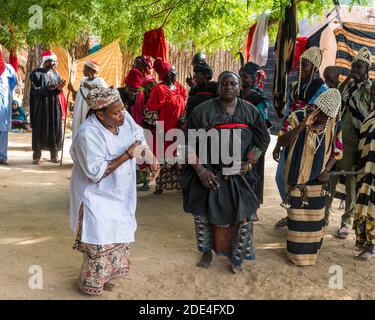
left=72, top=77, right=107, bottom=140
left=70, top=111, right=146, bottom=245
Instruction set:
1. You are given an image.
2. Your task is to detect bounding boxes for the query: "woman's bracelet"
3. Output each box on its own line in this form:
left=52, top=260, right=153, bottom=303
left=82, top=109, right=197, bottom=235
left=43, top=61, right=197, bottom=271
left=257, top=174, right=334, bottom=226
left=125, top=150, right=132, bottom=159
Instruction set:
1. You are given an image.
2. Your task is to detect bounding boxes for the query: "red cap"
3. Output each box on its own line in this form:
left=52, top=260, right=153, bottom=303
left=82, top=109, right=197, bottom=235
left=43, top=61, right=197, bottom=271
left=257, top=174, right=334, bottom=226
left=41, top=50, right=53, bottom=57
left=125, top=69, right=143, bottom=89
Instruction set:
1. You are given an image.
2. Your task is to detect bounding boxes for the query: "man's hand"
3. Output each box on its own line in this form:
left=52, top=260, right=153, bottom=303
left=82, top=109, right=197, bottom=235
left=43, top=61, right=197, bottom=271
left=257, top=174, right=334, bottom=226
left=56, top=80, right=66, bottom=91
left=317, top=169, right=329, bottom=182
left=273, top=144, right=281, bottom=162
left=47, top=83, right=56, bottom=90
left=197, top=167, right=220, bottom=190
left=67, top=83, right=74, bottom=92
left=303, top=109, right=319, bottom=127
left=186, top=73, right=195, bottom=88
left=239, top=162, right=252, bottom=176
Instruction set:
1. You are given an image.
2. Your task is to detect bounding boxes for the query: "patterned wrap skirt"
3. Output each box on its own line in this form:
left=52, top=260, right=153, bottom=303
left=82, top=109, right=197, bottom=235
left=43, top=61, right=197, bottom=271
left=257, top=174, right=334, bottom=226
left=155, top=163, right=182, bottom=191
left=286, top=183, right=326, bottom=266
left=73, top=207, right=130, bottom=295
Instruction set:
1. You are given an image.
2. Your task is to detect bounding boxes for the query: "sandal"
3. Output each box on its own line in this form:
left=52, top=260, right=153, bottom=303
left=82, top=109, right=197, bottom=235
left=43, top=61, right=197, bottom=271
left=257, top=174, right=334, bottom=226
left=355, top=249, right=375, bottom=261
left=335, top=227, right=349, bottom=239
left=141, top=182, right=151, bottom=191
left=275, top=217, right=288, bottom=228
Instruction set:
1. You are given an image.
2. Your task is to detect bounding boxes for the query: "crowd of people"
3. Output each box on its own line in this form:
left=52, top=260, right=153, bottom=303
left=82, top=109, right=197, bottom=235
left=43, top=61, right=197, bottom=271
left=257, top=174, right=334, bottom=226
left=0, top=44, right=374, bottom=295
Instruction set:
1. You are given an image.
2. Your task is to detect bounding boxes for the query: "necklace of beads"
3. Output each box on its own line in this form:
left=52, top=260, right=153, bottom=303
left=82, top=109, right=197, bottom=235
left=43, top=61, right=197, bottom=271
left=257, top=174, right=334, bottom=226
left=308, top=120, right=329, bottom=154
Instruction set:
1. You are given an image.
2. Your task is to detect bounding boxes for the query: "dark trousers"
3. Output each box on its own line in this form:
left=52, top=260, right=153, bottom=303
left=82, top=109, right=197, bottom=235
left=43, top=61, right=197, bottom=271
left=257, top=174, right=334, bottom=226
left=33, top=150, right=58, bottom=160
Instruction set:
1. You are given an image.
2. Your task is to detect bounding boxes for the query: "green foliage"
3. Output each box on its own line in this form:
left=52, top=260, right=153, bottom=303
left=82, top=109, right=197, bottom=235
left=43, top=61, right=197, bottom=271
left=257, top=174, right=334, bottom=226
left=0, top=0, right=368, bottom=54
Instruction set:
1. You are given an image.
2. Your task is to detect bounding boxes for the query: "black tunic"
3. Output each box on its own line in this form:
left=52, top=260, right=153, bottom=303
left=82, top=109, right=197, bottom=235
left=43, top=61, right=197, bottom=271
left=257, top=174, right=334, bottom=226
left=30, top=68, right=62, bottom=151
left=180, top=98, right=270, bottom=225
left=185, top=81, right=218, bottom=120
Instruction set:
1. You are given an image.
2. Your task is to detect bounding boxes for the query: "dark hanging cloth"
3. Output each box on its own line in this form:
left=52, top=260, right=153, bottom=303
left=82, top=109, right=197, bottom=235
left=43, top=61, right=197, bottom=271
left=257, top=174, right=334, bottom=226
left=241, top=89, right=270, bottom=204
left=185, top=81, right=218, bottom=120
left=29, top=68, right=62, bottom=152
left=142, top=27, right=168, bottom=62
left=179, top=98, right=270, bottom=225
left=307, top=23, right=329, bottom=48
left=273, top=0, right=297, bottom=118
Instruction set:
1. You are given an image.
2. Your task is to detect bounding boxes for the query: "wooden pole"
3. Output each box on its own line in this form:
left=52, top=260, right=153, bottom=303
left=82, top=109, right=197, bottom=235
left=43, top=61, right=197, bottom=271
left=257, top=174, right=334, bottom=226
left=60, top=51, right=75, bottom=166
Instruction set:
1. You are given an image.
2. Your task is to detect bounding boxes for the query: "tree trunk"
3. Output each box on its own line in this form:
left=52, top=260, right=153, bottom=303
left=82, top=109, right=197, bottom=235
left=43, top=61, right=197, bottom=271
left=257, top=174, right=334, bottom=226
left=72, top=32, right=90, bottom=59
left=22, top=44, right=42, bottom=111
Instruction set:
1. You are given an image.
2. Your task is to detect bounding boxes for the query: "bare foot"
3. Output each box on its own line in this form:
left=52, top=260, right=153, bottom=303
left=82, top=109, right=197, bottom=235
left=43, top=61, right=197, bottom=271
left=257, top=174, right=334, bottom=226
left=231, top=264, right=243, bottom=274
left=355, top=250, right=375, bottom=261
left=103, top=282, right=115, bottom=291
left=196, top=251, right=212, bottom=269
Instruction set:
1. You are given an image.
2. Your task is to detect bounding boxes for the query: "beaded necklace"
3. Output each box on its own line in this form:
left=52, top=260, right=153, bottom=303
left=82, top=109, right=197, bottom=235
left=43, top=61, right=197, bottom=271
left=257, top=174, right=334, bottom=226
left=297, top=108, right=330, bottom=154
left=309, top=118, right=330, bottom=154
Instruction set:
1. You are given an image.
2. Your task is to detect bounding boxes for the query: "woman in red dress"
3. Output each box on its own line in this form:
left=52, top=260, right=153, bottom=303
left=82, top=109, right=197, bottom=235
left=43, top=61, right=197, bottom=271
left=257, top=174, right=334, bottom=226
left=147, top=58, right=187, bottom=194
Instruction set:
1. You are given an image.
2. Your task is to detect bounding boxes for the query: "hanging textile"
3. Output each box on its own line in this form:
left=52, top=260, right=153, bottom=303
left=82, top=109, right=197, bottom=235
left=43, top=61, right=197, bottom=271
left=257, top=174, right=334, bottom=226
left=245, top=23, right=257, bottom=62
left=293, top=37, right=308, bottom=69
left=250, top=13, right=270, bottom=67
left=53, top=40, right=124, bottom=103
left=307, top=23, right=329, bottom=48
left=142, top=27, right=168, bottom=62
left=335, top=22, right=375, bottom=82
left=273, top=0, right=297, bottom=118
left=58, top=91, right=68, bottom=121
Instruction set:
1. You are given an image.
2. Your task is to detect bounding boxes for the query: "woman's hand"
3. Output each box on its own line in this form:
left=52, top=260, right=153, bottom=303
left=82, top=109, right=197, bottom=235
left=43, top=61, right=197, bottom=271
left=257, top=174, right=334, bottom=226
left=67, top=83, right=74, bottom=92
left=149, top=162, right=161, bottom=182
left=317, top=169, right=329, bottom=182
left=126, top=141, right=142, bottom=158
left=197, top=167, right=220, bottom=190
left=273, top=144, right=281, bottom=162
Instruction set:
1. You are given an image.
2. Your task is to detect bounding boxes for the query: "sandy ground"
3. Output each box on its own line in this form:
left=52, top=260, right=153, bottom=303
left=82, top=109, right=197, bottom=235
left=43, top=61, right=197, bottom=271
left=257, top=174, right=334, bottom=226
left=0, top=131, right=374, bottom=300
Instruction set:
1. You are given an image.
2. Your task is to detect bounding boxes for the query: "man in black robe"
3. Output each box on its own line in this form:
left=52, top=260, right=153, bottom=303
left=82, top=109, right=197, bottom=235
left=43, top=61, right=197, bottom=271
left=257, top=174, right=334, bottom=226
left=30, top=50, right=66, bottom=164
left=180, top=71, right=270, bottom=273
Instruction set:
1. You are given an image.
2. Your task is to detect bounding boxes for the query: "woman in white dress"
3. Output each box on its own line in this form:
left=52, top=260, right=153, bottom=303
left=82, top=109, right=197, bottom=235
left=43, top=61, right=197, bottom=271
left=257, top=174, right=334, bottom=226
left=70, top=87, right=159, bottom=295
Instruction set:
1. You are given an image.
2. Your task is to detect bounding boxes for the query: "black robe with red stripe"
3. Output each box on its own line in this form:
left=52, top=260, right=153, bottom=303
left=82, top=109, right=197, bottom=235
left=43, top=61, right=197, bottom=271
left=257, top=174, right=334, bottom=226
left=180, top=98, right=270, bottom=224
left=185, top=81, right=218, bottom=120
